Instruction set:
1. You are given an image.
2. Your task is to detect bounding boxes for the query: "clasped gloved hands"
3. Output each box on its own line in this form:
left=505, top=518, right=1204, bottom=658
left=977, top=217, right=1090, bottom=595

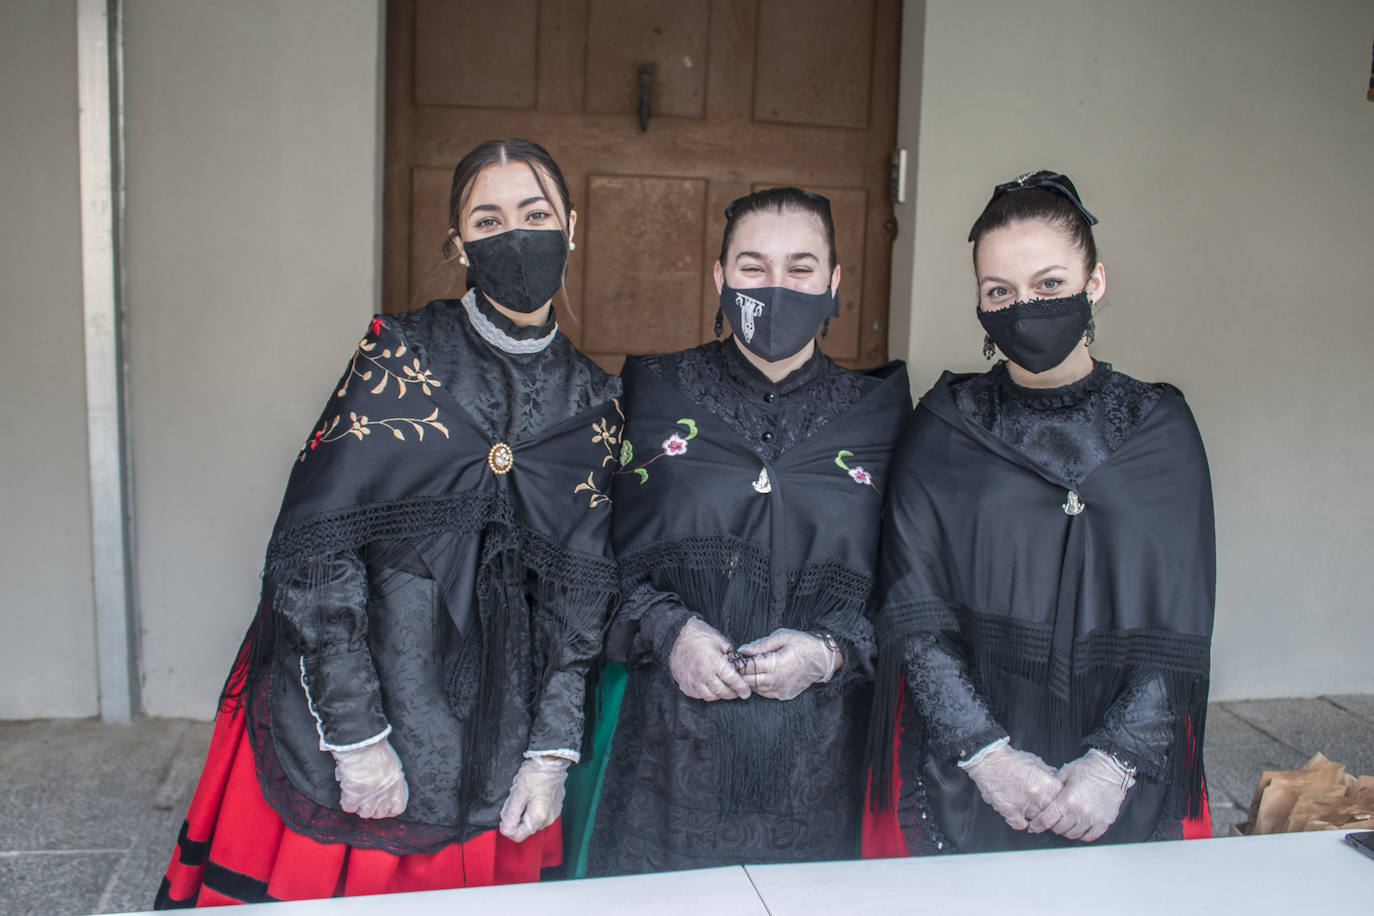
left=499, top=755, right=572, bottom=842
left=958, top=738, right=1063, bottom=831
left=1028, top=748, right=1135, bottom=842
left=332, top=739, right=409, bottom=819
left=668, top=617, right=752, bottom=701
left=734, top=628, right=840, bottom=701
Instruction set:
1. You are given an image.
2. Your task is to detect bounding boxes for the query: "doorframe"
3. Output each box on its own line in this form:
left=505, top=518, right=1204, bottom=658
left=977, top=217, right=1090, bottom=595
left=886, top=0, right=924, bottom=369
left=77, top=0, right=139, bottom=722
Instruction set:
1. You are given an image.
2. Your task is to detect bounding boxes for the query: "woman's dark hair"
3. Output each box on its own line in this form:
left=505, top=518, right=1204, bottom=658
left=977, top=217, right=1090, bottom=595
left=719, top=187, right=838, bottom=272
left=442, top=138, right=573, bottom=257
left=968, top=170, right=1098, bottom=273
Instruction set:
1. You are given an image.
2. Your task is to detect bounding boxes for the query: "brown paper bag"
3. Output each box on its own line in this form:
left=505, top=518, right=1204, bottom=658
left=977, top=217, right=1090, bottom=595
left=1237, top=752, right=1374, bottom=835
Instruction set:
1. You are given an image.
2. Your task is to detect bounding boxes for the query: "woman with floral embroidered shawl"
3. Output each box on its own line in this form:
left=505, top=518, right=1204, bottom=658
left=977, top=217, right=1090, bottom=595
left=155, top=139, right=621, bottom=907
left=576, top=187, right=911, bottom=876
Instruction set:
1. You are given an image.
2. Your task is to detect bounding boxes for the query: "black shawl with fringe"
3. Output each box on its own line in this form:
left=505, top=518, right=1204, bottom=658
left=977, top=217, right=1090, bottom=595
left=227, top=311, right=621, bottom=853
left=589, top=354, right=911, bottom=873
left=869, top=370, right=1214, bottom=853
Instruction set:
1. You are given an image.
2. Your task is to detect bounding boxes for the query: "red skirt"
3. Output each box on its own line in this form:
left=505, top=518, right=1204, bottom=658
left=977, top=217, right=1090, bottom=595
left=859, top=687, right=1212, bottom=858
left=156, top=701, right=560, bottom=908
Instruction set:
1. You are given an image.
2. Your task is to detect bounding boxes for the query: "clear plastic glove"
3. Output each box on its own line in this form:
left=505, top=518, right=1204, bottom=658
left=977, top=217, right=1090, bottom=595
left=735, top=628, right=839, bottom=701
left=499, top=755, right=572, bottom=842
left=668, top=617, right=751, bottom=701
left=959, top=738, right=1063, bottom=831
left=1028, top=748, right=1134, bottom=842
left=332, top=739, right=408, bottom=819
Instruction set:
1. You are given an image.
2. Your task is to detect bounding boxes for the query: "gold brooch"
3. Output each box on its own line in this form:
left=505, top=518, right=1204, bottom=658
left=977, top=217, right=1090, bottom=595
left=487, top=442, right=514, bottom=475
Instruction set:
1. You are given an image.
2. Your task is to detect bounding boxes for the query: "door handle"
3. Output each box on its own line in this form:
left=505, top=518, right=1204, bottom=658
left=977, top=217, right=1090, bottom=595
left=637, top=63, right=653, bottom=132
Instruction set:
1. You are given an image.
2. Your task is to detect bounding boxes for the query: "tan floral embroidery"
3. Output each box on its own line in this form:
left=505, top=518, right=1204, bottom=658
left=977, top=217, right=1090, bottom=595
left=574, top=399, right=623, bottom=508
left=339, top=328, right=441, bottom=400
left=298, top=320, right=450, bottom=461
left=300, top=408, right=450, bottom=461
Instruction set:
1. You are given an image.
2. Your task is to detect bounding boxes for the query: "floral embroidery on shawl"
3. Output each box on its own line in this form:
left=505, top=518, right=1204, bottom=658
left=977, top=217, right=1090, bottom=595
left=297, top=318, right=449, bottom=462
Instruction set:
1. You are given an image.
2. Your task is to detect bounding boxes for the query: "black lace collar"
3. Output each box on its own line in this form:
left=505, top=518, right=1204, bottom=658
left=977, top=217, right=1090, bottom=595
left=995, top=359, right=1112, bottom=410
left=720, top=336, right=829, bottom=397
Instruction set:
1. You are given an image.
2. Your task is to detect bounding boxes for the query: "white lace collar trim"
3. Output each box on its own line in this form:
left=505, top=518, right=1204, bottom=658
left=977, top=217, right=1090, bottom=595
left=461, top=288, right=558, bottom=355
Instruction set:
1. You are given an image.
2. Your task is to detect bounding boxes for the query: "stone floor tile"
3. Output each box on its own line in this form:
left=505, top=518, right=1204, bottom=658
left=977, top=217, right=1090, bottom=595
left=0, top=851, right=122, bottom=916
left=1208, top=801, right=1249, bottom=838
left=97, top=725, right=210, bottom=915
left=0, top=719, right=192, bottom=853
left=1326, top=694, right=1374, bottom=723
left=96, top=805, right=185, bottom=915
left=1203, top=704, right=1273, bottom=747
left=1222, top=698, right=1374, bottom=777
left=1203, top=739, right=1308, bottom=809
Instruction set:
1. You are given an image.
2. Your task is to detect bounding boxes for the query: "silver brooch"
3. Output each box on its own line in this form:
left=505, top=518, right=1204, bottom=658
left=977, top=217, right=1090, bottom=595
left=1063, top=490, right=1085, bottom=516
left=752, top=467, right=772, bottom=494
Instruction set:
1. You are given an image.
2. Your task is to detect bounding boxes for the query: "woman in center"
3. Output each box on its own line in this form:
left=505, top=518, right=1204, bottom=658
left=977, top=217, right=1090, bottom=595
left=585, top=187, right=911, bottom=874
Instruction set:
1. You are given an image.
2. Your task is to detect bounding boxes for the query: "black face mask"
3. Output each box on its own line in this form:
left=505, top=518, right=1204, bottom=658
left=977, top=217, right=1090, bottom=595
left=463, top=228, right=567, bottom=313
left=719, top=283, right=838, bottom=362
left=978, top=290, right=1093, bottom=374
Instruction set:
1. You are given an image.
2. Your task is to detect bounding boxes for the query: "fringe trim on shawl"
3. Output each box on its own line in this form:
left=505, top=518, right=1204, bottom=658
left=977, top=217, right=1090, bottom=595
left=869, top=598, right=1210, bottom=821
left=224, top=492, right=617, bottom=848
left=617, top=533, right=874, bottom=645
left=619, top=532, right=875, bottom=812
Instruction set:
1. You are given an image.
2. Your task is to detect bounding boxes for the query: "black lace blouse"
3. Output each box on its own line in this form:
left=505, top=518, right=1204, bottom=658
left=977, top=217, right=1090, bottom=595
left=608, top=339, right=879, bottom=666
left=905, top=360, right=1173, bottom=777
left=951, top=360, right=1160, bottom=487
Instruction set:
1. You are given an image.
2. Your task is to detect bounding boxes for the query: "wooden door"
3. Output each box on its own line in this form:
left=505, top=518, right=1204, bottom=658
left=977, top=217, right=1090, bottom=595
left=383, top=0, right=902, bottom=371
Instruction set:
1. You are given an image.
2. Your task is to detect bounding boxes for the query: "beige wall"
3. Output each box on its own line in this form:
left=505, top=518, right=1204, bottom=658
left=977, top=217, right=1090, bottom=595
left=124, top=0, right=384, bottom=717
left=0, top=1, right=98, bottom=717
left=3, top=0, right=1369, bottom=719
left=894, top=0, right=1374, bottom=699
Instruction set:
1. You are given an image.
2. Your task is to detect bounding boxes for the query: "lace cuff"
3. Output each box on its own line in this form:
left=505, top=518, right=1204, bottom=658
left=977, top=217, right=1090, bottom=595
left=605, top=582, right=694, bottom=667
left=904, top=633, right=1008, bottom=764
left=299, top=653, right=390, bottom=751
left=1083, top=671, right=1175, bottom=781
left=525, top=748, right=581, bottom=764
left=527, top=666, right=587, bottom=755
left=956, top=735, right=1010, bottom=770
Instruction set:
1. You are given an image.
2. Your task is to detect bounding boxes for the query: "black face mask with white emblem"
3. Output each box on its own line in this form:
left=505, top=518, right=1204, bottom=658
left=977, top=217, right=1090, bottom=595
left=978, top=290, right=1092, bottom=374
left=719, top=283, right=838, bottom=363
left=463, top=228, right=567, bottom=313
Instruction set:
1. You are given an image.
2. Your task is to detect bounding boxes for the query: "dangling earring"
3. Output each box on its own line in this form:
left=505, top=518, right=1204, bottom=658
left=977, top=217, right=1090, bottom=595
left=1084, top=318, right=1096, bottom=346
left=459, top=255, right=468, bottom=266
left=568, top=240, right=576, bottom=251
left=982, top=334, right=997, bottom=360
left=713, top=308, right=724, bottom=337
left=821, top=317, right=831, bottom=339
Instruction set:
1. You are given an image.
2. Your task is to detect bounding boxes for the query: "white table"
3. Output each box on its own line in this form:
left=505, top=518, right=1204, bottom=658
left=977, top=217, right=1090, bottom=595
left=745, top=831, right=1374, bottom=914
left=111, top=831, right=1373, bottom=915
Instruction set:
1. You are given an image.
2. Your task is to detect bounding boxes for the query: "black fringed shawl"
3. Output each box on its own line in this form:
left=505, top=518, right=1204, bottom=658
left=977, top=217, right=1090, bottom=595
left=869, top=371, right=1214, bottom=852
left=591, top=355, right=911, bottom=872
left=227, top=314, right=620, bottom=853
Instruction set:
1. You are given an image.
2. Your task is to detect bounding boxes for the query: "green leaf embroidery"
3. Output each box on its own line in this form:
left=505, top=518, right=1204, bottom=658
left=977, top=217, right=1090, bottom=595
left=834, top=449, right=854, bottom=470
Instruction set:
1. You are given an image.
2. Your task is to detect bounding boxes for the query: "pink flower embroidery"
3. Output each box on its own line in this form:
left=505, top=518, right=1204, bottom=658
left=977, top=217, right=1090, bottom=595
left=848, top=466, right=872, bottom=486
left=661, top=433, right=689, bottom=456
left=369, top=317, right=385, bottom=336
